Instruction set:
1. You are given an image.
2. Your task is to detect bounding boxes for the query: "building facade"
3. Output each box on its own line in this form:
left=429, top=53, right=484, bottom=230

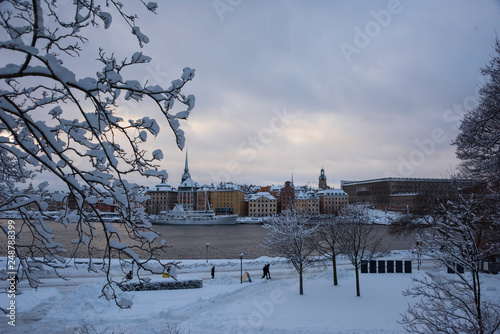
left=196, top=185, right=214, bottom=211
left=279, top=181, right=295, bottom=212
left=295, top=190, right=320, bottom=216
left=146, top=179, right=177, bottom=214
left=246, top=192, right=277, bottom=217
left=317, top=189, right=349, bottom=214
left=211, top=183, right=246, bottom=216
left=341, top=177, right=457, bottom=213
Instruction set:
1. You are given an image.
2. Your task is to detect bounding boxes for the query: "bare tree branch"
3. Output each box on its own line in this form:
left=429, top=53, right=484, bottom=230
left=0, top=0, right=195, bottom=308
left=262, top=209, right=319, bottom=295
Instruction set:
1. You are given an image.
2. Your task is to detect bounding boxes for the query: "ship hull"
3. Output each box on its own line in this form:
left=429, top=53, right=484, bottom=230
left=152, top=214, right=238, bottom=225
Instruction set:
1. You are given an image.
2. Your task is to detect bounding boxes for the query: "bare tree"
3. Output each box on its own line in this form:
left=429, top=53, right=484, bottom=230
left=262, top=209, right=319, bottom=295
left=338, top=205, right=382, bottom=297
left=402, top=37, right=500, bottom=333
left=314, top=215, right=341, bottom=286
left=0, top=1, right=194, bottom=308
left=401, top=192, right=500, bottom=334
left=454, top=37, right=500, bottom=196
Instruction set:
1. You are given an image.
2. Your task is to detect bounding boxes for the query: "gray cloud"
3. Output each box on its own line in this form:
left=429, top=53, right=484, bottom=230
left=27, top=1, right=500, bottom=191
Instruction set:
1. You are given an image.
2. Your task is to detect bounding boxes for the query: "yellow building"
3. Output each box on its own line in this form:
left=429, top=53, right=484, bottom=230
left=295, top=191, right=320, bottom=216
left=246, top=192, right=277, bottom=217
left=318, top=189, right=349, bottom=214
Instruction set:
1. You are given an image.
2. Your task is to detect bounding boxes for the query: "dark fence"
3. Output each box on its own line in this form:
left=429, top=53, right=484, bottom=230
left=447, top=261, right=499, bottom=275
left=361, top=260, right=412, bottom=274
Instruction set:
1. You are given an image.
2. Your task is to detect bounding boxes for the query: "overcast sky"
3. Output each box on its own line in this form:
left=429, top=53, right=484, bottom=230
left=41, top=1, right=500, bottom=190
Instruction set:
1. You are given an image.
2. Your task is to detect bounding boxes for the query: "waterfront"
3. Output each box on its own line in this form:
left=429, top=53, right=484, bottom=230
left=0, top=220, right=419, bottom=260
left=153, top=224, right=420, bottom=259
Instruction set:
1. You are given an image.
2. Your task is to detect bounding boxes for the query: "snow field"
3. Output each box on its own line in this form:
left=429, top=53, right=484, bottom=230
left=1, top=254, right=500, bottom=333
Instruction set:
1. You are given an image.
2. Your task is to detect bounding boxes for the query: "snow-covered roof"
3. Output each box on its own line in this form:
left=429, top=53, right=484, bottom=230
left=197, top=184, right=215, bottom=192
left=215, top=183, right=241, bottom=191
left=269, top=185, right=281, bottom=192
left=246, top=192, right=276, bottom=201
left=341, top=177, right=453, bottom=187
left=150, top=180, right=174, bottom=192
left=295, top=191, right=319, bottom=200
left=317, top=189, right=348, bottom=196
left=178, top=177, right=200, bottom=189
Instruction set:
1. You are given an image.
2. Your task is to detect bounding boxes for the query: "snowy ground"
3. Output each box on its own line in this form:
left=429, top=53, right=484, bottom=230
left=366, top=208, right=400, bottom=225
left=1, top=252, right=499, bottom=333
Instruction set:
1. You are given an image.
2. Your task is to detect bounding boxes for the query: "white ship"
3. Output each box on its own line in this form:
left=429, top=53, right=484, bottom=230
left=152, top=204, right=237, bottom=225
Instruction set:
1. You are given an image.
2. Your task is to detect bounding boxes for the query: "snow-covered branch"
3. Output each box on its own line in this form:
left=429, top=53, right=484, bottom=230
left=0, top=0, right=192, bottom=308
left=401, top=191, right=500, bottom=333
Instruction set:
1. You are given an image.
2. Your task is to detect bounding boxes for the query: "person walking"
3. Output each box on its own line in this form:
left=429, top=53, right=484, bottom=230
left=211, top=265, right=215, bottom=279
left=266, top=263, right=271, bottom=279
left=262, top=264, right=268, bottom=279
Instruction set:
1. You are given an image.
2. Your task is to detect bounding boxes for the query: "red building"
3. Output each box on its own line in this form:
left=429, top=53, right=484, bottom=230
left=279, top=181, right=295, bottom=212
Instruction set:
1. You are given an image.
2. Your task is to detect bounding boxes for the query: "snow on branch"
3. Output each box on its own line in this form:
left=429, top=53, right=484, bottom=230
left=0, top=0, right=193, bottom=308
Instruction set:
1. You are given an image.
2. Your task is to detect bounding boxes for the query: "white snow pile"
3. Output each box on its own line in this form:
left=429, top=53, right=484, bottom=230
left=366, top=208, right=400, bottom=225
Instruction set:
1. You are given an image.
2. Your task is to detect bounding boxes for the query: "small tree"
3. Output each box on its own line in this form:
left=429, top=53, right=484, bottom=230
left=314, top=215, right=341, bottom=286
left=0, top=1, right=194, bottom=308
left=401, top=192, right=500, bottom=334
left=262, top=209, right=318, bottom=295
left=338, top=205, right=382, bottom=297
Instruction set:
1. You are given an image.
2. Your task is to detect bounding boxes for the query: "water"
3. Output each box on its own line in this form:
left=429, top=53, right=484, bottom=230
left=152, top=224, right=271, bottom=259
left=0, top=221, right=418, bottom=260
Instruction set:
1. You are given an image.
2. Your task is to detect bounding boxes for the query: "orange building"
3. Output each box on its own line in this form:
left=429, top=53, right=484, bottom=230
left=210, top=183, right=245, bottom=216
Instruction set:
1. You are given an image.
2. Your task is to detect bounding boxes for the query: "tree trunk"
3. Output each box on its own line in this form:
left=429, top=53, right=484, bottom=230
left=332, top=256, right=338, bottom=286
left=355, top=264, right=360, bottom=297
left=299, top=263, right=304, bottom=295
left=473, top=269, right=484, bottom=334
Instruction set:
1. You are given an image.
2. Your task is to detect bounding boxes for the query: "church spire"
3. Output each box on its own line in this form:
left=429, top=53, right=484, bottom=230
left=181, top=150, right=191, bottom=183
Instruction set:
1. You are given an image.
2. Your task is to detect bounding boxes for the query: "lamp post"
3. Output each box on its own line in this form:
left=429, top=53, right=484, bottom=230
left=206, top=243, right=210, bottom=263
left=239, top=252, right=244, bottom=284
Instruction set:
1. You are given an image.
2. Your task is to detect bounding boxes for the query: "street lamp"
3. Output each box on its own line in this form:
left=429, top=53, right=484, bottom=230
left=206, top=243, right=210, bottom=263
left=239, top=252, right=244, bottom=284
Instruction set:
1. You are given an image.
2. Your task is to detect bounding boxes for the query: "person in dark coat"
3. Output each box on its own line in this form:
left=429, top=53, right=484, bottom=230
left=262, top=264, right=268, bottom=279
left=266, top=263, right=271, bottom=279
left=211, top=265, right=215, bottom=279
